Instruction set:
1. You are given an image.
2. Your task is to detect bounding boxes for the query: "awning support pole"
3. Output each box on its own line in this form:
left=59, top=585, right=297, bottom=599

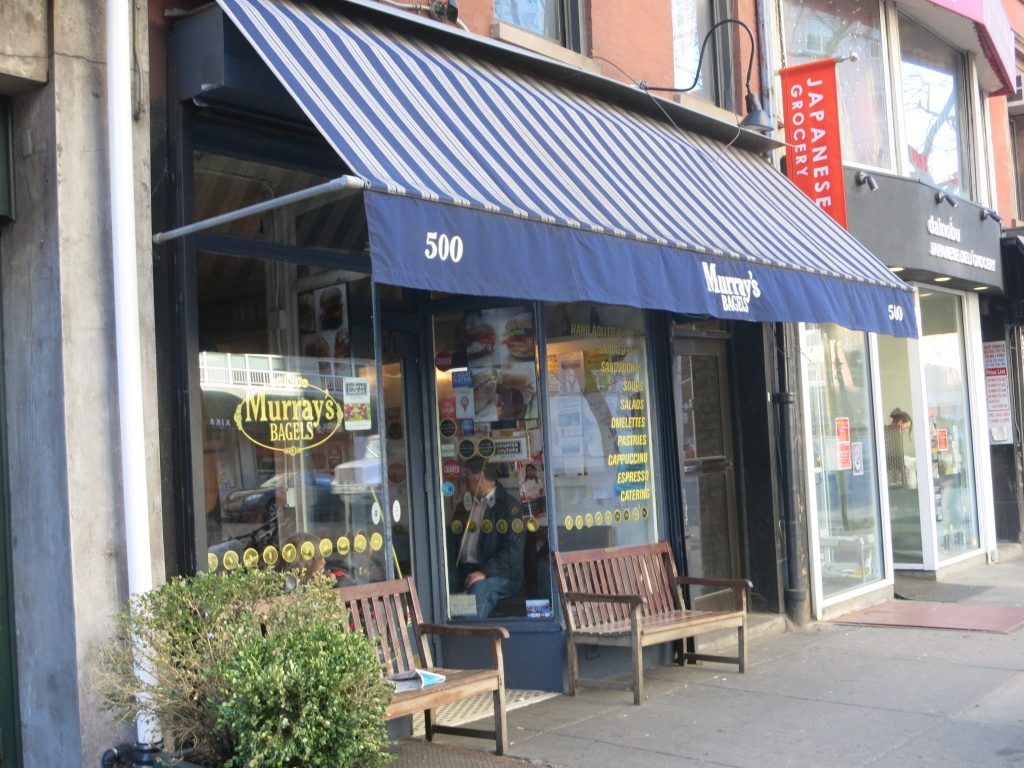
left=152, top=176, right=366, bottom=244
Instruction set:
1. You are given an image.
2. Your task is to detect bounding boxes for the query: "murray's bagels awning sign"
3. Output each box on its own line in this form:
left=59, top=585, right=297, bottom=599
left=781, top=58, right=847, bottom=229
left=233, top=373, right=342, bottom=454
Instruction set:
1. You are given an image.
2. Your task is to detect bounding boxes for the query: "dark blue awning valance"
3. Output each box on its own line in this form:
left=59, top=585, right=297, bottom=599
left=216, top=0, right=917, bottom=338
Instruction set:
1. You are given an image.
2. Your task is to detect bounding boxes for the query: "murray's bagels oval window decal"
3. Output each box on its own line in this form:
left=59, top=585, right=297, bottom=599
left=233, top=373, right=342, bottom=455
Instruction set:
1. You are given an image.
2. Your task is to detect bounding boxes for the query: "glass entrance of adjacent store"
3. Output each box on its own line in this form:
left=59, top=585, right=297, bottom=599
left=672, top=332, right=741, bottom=611
left=878, top=289, right=981, bottom=569
left=801, top=323, right=887, bottom=611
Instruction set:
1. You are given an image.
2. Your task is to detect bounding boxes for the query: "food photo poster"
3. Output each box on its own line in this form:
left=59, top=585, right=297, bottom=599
left=463, top=307, right=535, bottom=367
left=297, top=282, right=350, bottom=361
left=463, top=307, right=538, bottom=424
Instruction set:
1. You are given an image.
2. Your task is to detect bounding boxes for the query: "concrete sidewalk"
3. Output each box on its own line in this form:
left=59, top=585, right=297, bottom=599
left=395, top=549, right=1024, bottom=766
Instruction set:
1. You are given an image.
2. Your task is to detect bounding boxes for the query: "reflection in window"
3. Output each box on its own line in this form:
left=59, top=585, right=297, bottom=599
left=671, top=0, right=717, bottom=104
left=802, top=324, right=884, bottom=598
left=192, top=151, right=368, bottom=253
left=899, top=16, right=965, bottom=194
left=544, top=303, right=657, bottom=552
left=197, top=252, right=387, bottom=587
left=919, top=292, right=979, bottom=558
left=433, top=306, right=549, bottom=620
left=782, top=0, right=892, bottom=169
left=494, top=0, right=559, bottom=42
left=878, top=334, right=924, bottom=564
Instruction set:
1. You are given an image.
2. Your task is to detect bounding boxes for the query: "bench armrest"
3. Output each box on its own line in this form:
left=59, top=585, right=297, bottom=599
left=676, top=576, right=752, bottom=591
left=419, top=623, right=510, bottom=640
left=563, top=591, right=647, bottom=607
left=675, top=576, right=751, bottom=612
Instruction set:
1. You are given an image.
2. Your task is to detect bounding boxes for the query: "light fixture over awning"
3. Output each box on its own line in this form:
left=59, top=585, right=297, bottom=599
left=896, top=0, right=1015, bottom=96
left=197, top=0, right=918, bottom=338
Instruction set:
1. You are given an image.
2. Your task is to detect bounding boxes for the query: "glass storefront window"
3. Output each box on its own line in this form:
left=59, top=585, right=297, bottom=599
left=494, top=0, right=558, bottom=41
left=782, top=0, right=892, bottom=170
left=919, top=291, right=979, bottom=559
left=544, top=303, right=657, bottom=551
left=878, top=334, right=924, bottom=564
left=197, top=252, right=388, bottom=585
left=802, top=324, right=885, bottom=598
left=671, top=0, right=717, bottom=103
left=899, top=16, right=965, bottom=195
left=433, top=305, right=549, bottom=620
left=192, top=151, right=369, bottom=254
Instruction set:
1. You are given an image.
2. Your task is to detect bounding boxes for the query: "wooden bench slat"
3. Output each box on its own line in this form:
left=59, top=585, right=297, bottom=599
left=607, top=557, right=626, bottom=622
left=594, top=558, right=615, bottom=625
left=553, top=540, right=750, bottom=705
left=406, top=579, right=432, bottom=669
left=384, top=593, right=409, bottom=674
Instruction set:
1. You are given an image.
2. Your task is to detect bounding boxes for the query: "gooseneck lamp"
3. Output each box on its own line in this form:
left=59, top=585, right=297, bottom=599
left=638, top=18, right=774, bottom=134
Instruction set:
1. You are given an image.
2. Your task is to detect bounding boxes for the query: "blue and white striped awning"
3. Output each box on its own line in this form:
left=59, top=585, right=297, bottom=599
left=216, top=0, right=917, bottom=337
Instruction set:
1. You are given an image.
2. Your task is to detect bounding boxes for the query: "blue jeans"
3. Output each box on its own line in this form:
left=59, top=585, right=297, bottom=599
left=467, top=576, right=515, bottom=619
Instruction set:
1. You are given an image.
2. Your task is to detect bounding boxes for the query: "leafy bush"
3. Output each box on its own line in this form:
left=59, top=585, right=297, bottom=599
left=101, top=570, right=391, bottom=767
left=217, top=588, right=392, bottom=768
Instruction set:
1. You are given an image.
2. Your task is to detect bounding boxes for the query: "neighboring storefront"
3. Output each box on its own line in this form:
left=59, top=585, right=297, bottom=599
left=777, top=0, right=1010, bottom=617
left=847, top=170, right=1000, bottom=577
left=996, top=230, right=1024, bottom=545
left=156, top=0, right=917, bottom=688
left=802, top=167, right=1002, bottom=617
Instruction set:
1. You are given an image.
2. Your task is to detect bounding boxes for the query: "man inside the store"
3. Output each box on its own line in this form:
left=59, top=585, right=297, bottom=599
left=451, top=456, right=525, bottom=618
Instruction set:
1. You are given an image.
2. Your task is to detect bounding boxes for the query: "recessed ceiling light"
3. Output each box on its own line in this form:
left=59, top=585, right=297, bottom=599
left=919, top=292, right=933, bottom=297
left=973, top=286, right=988, bottom=291
left=890, top=266, right=905, bottom=273
left=934, top=276, right=951, bottom=282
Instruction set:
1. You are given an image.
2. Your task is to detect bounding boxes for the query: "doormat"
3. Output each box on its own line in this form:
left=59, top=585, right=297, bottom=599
left=833, top=601, right=1024, bottom=633
left=411, top=689, right=559, bottom=736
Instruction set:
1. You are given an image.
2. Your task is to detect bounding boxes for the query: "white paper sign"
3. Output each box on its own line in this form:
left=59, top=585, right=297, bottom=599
left=983, top=341, right=1013, bottom=444
left=342, top=378, right=372, bottom=431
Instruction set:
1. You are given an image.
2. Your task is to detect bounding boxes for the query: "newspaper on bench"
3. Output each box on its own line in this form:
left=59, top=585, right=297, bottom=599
left=389, top=668, right=446, bottom=693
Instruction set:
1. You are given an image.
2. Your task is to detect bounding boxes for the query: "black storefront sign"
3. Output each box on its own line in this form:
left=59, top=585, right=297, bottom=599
left=844, top=168, right=1003, bottom=292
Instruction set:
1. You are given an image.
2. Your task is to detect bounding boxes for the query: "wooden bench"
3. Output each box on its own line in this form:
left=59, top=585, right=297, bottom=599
left=335, top=577, right=510, bottom=754
left=552, top=541, right=752, bottom=705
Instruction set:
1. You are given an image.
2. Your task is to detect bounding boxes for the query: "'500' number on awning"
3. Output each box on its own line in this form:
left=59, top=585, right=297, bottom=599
left=425, top=232, right=464, bottom=263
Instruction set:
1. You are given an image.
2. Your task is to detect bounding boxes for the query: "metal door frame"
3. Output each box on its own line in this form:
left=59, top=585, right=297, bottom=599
left=377, top=319, right=439, bottom=622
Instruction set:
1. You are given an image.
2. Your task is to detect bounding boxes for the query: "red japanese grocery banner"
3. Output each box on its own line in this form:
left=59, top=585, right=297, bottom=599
left=780, top=58, right=847, bottom=229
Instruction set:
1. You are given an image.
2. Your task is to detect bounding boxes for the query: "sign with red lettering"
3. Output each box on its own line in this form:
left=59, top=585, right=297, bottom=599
left=780, top=58, right=848, bottom=229
left=442, top=458, right=462, bottom=480
left=440, top=397, right=456, bottom=420
left=835, top=417, right=850, bottom=443
left=435, top=350, right=453, bottom=371
left=936, top=428, right=949, bottom=451
left=837, top=441, right=852, bottom=471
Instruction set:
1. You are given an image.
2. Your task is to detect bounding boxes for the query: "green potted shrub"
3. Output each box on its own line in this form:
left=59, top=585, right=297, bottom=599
left=102, top=569, right=392, bottom=767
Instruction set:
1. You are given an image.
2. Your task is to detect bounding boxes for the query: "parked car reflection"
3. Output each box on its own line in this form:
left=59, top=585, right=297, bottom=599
left=222, top=471, right=335, bottom=523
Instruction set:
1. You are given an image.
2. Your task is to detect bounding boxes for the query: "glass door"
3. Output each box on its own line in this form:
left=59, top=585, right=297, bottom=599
left=878, top=333, right=926, bottom=565
left=919, top=291, right=979, bottom=560
left=802, top=324, right=885, bottom=599
left=672, top=336, right=740, bottom=611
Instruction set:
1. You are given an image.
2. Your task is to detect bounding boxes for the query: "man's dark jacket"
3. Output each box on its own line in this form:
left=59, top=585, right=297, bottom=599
left=447, top=481, right=525, bottom=590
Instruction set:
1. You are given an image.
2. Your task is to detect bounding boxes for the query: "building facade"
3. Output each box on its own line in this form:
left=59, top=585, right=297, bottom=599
left=0, top=0, right=1018, bottom=764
